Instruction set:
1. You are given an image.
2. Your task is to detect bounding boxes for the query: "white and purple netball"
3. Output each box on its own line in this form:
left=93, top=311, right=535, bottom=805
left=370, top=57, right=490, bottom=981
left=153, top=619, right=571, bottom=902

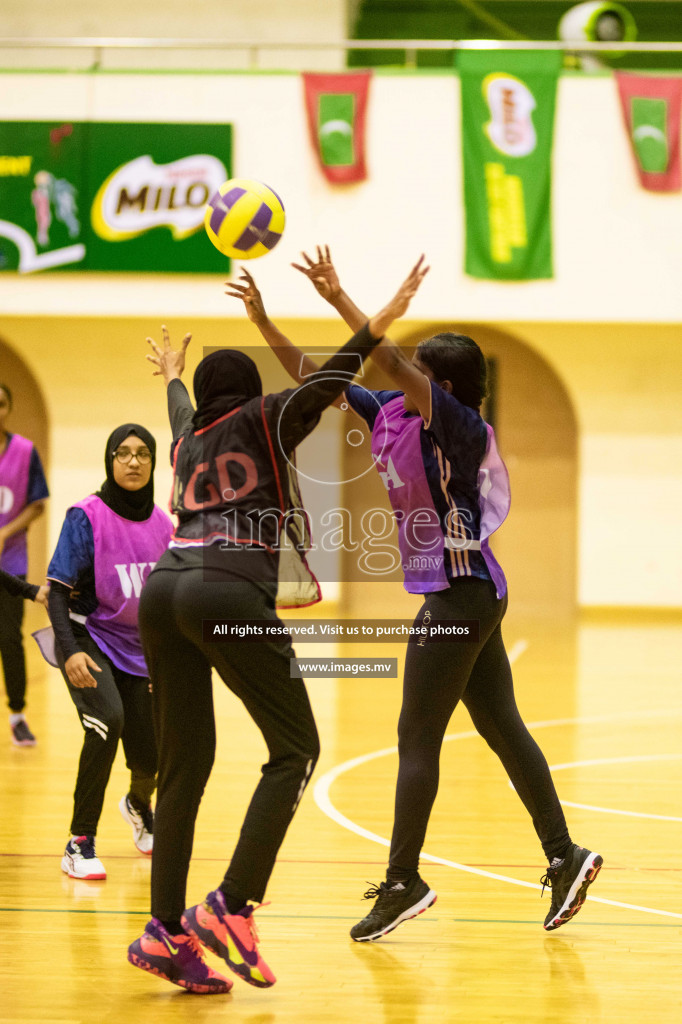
left=204, top=178, right=285, bottom=260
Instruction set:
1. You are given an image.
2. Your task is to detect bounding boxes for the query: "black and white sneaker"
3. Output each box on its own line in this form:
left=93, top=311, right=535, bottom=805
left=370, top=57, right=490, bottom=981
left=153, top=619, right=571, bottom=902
left=119, top=794, right=153, bottom=855
left=541, top=843, right=603, bottom=930
left=350, top=875, right=437, bottom=942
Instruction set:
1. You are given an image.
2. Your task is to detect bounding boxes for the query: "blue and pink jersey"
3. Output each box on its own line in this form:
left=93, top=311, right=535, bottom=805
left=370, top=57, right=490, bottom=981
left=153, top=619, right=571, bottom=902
left=345, top=382, right=510, bottom=597
left=0, top=433, right=49, bottom=576
left=48, top=495, right=172, bottom=676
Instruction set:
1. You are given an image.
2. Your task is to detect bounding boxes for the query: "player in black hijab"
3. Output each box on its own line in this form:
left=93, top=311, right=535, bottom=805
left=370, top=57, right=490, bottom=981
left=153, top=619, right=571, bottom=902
left=128, top=262, right=428, bottom=994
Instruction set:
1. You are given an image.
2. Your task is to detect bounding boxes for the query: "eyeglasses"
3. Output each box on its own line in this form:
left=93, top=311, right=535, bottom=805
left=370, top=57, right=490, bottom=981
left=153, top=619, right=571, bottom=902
left=113, top=447, right=152, bottom=465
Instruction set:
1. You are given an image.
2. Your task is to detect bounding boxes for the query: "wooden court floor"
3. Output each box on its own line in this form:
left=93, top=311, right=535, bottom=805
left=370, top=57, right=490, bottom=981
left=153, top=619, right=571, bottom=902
left=2, top=606, right=681, bottom=1024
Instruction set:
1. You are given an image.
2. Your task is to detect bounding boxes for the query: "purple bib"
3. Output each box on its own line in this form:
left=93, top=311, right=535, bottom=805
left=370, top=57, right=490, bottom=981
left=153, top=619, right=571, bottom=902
left=478, top=424, right=510, bottom=599
left=0, top=434, right=33, bottom=575
left=74, top=495, right=172, bottom=676
left=371, top=398, right=510, bottom=597
left=371, top=397, right=449, bottom=593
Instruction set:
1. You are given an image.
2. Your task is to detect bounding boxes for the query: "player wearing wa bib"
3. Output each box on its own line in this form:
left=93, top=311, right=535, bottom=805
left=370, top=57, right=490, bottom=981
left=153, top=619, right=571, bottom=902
left=47, top=424, right=172, bottom=881
left=267, top=245, right=603, bottom=939
left=346, top=382, right=509, bottom=595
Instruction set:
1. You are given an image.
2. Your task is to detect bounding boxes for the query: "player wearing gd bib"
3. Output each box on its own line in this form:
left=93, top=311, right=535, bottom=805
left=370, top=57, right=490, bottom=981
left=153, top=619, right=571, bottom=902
left=127, top=260, right=428, bottom=995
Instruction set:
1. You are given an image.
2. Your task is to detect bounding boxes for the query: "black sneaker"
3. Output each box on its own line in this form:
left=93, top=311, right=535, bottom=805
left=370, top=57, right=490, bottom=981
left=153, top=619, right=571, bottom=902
left=541, top=843, right=603, bottom=930
left=350, top=875, right=437, bottom=942
left=10, top=718, right=36, bottom=746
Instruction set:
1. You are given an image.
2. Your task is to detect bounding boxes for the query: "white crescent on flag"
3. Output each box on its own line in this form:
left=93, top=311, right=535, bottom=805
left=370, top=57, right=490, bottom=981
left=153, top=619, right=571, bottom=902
left=319, top=120, right=353, bottom=138
left=632, top=125, right=667, bottom=144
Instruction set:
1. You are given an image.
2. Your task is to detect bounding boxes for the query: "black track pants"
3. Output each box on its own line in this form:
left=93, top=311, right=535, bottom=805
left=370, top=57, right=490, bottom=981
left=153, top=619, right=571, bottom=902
left=57, top=623, right=157, bottom=836
left=0, top=582, right=27, bottom=712
left=139, top=569, right=320, bottom=923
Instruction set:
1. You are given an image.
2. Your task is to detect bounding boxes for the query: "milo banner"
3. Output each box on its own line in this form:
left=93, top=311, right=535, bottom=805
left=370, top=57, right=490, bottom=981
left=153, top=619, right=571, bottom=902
left=615, top=72, right=682, bottom=193
left=302, top=71, right=371, bottom=184
left=0, top=122, right=231, bottom=273
left=459, top=50, right=561, bottom=281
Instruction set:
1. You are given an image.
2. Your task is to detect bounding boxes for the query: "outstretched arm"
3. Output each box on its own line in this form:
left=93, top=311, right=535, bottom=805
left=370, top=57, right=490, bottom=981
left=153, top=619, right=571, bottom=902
left=0, top=566, right=41, bottom=602
left=366, top=256, right=428, bottom=340
left=295, top=246, right=433, bottom=421
left=226, top=269, right=320, bottom=384
left=292, top=245, right=367, bottom=332
left=278, top=255, right=430, bottom=446
left=226, top=269, right=350, bottom=410
left=146, top=325, right=194, bottom=439
left=146, top=325, right=192, bottom=387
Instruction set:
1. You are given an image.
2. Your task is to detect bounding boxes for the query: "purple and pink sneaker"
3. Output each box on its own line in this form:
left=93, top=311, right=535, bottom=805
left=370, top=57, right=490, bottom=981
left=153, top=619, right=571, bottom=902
left=182, top=889, right=276, bottom=988
left=128, top=918, right=232, bottom=994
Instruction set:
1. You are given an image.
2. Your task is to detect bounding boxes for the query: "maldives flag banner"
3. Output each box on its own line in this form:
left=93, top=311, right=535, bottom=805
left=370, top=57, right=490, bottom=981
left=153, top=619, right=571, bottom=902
left=302, top=71, right=372, bottom=184
left=459, top=49, right=561, bottom=281
left=615, top=72, right=682, bottom=192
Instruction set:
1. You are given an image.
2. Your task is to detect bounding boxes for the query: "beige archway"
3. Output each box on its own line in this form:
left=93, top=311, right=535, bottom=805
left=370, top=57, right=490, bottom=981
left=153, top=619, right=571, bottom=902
left=339, top=324, right=578, bottom=620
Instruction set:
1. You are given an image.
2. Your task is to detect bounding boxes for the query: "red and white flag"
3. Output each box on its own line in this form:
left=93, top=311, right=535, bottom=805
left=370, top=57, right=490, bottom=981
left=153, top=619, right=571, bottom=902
left=302, top=71, right=372, bottom=184
left=615, top=72, right=682, bottom=192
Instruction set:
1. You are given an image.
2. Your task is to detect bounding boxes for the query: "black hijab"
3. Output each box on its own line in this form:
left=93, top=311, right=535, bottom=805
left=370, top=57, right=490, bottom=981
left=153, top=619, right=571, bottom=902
left=96, top=424, right=157, bottom=522
left=192, top=349, right=263, bottom=430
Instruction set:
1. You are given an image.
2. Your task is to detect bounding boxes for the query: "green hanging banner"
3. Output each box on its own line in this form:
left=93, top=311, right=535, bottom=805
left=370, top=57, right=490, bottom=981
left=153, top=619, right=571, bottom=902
left=459, top=49, right=561, bottom=281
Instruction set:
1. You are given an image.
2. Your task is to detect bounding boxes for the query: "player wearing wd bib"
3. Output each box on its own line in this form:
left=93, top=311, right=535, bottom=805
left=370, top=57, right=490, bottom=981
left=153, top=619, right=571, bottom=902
left=0, top=382, right=49, bottom=746
left=263, top=246, right=602, bottom=939
left=63, top=494, right=171, bottom=674
left=47, top=425, right=172, bottom=881
left=128, top=261, right=428, bottom=995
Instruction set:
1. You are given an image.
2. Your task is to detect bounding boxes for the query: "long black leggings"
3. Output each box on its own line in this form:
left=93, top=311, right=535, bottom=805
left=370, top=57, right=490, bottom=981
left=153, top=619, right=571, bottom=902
left=389, top=577, right=570, bottom=875
left=139, top=569, right=320, bottom=923
left=57, top=623, right=157, bottom=836
left=0, top=581, right=27, bottom=712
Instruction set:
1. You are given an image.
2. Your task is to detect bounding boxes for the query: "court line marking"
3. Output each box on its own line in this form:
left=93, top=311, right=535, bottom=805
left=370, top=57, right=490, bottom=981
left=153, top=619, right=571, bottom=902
left=543, top=753, right=682, bottom=823
left=1, top=907, right=679, bottom=926
left=315, top=748, right=682, bottom=919
left=559, top=799, right=682, bottom=824
left=505, top=638, right=528, bottom=664
left=313, top=640, right=682, bottom=922
left=551, top=753, right=682, bottom=771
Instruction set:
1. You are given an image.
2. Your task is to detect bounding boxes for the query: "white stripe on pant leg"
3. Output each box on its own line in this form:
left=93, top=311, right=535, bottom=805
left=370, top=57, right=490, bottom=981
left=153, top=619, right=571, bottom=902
left=82, top=715, right=108, bottom=741
left=291, top=758, right=314, bottom=813
left=82, top=713, right=108, bottom=734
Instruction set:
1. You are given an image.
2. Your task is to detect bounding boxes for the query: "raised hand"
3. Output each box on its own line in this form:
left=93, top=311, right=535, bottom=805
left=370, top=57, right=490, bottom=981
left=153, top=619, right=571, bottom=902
left=368, top=256, right=429, bottom=339
left=225, top=268, right=268, bottom=327
left=146, top=325, right=192, bottom=385
left=292, top=245, right=341, bottom=303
